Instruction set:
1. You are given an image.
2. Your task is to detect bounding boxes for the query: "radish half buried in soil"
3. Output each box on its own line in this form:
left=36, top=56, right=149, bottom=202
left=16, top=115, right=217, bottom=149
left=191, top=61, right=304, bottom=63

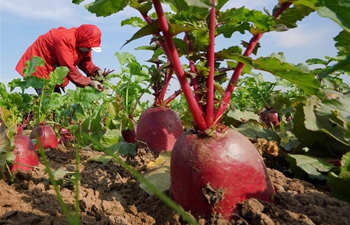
left=170, top=128, right=275, bottom=219
left=122, top=129, right=137, bottom=143
left=30, top=123, right=58, bottom=149
left=10, top=134, right=39, bottom=172
left=136, top=107, right=183, bottom=152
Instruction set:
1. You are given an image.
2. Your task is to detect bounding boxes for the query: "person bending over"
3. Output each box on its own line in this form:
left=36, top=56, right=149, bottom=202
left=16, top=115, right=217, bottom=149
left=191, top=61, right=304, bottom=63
left=16, top=24, right=105, bottom=94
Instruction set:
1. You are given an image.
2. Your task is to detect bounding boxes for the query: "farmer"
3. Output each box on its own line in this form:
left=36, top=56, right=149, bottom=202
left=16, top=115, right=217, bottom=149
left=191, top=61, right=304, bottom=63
left=15, top=24, right=104, bottom=94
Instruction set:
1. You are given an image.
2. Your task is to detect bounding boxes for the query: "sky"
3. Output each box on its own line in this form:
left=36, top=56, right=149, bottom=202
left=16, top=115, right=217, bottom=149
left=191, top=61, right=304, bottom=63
left=0, top=0, right=348, bottom=97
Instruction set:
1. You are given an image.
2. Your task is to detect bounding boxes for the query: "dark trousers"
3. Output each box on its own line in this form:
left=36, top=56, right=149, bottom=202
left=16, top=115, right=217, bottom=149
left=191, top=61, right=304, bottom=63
left=35, top=87, right=62, bottom=95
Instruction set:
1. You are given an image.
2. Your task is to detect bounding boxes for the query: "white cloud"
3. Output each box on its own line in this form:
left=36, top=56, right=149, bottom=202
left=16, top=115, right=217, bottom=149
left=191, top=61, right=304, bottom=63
left=1, top=1, right=77, bottom=22
left=264, top=24, right=337, bottom=48
left=222, top=0, right=276, bottom=10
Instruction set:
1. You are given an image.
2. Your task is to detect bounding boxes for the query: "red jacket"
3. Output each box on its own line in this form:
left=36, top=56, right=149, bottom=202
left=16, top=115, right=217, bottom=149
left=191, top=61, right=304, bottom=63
left=15, top=24, right=101, bottom=87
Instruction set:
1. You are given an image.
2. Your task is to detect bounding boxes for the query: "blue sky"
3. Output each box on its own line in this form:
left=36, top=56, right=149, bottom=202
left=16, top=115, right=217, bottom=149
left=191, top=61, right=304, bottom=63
left=0, top=0, right=348, bottom=96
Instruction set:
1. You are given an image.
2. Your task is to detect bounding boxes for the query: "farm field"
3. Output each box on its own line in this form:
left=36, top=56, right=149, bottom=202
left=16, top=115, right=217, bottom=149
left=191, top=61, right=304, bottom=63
left=1, top=143, right=350, bottom=225
left=1, top=1, right=350, bottom=224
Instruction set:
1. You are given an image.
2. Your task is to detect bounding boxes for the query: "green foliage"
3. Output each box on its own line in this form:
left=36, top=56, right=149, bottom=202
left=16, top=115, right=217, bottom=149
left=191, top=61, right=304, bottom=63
left=0, top=123, right=11, bottom=179
left=75, top=0, right=350, bottom=205
left=84, top=0, right=129, bottom=17
left=328, top=152, right=350, bottom=203
left=105, top=52, right=151, bottom=131
left=317, top=0, right=350, bottom=33
left=286, top=154, right=334, bottom=180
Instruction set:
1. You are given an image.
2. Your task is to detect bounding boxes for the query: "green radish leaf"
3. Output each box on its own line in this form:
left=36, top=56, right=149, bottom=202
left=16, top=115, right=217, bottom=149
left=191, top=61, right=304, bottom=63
left=23, top=56, right=45, bottom=78
left=87, top=154, right=114, bottom=163
left=122, top=20, right=161, bottom=48
left=304, top=96, right=350, bottom=146
left=85, top=0, right=129, bottom=17
left=129, top=0, right=153, bottom=15
left=0, top=123, right=11, bottom=179
left=100, top=129, right=122, bottom=147
left=47, top=66, right=69, bottom=87
left=292, top=0, right=318, bottom=9
left=183, top=0, right=212, bottom=8
left=275, top=4, right=314, bottom=28
left=278, top=131, right=300, bottom=151
left=115, top=52, right=137, bottom=66
left=306, top=58, right=330, bottom=66
left=217, top=7, right=275, bottom=35
left=108, top=142, right=136, bottom=157
left=51, top=167, right=72, bottom=181
left=345, top=122, right=350, bottom=140
left=334, top=30, right=350, bottom=57
left=121, top=17, right=147, bottom=28
left=328, top=152, right=350, bottom=203
left=72, top=0, right=84, bottom=4
left=233, top=122, right=280, bottom=141
left=140, top=152, right=171, bottom=195
left=317, top=0, right=350, bottom=33
left=226, top=109, right=260, bottom=122
left=286, top=154, right=334, bottom=180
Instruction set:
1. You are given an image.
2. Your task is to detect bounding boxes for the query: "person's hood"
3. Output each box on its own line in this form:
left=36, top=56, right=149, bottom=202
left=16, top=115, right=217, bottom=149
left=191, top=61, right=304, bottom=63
left=76, top=24, right=101, bottom=49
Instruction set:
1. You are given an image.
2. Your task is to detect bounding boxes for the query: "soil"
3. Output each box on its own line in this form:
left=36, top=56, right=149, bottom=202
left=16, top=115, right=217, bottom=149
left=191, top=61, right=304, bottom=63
left=1, top=143, right=350, bottom=225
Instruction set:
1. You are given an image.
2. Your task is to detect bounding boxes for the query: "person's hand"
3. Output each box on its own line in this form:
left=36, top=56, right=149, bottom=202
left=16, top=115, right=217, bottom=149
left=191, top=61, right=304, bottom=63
left=95, top=69, right=104, bottom=77
left=89, top=80, right=104, bottom=92
left=93, top=69, right=104, bottom=82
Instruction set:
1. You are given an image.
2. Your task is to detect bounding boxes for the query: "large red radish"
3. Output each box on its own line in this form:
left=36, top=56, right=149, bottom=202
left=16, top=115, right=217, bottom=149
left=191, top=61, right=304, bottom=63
left=30, top=123, right=58, bottom=149
left=136, top=107, right=183, bottom=152
left=170, top=128, right=275, bottom=219
left=10, top=134, right=39, bottom=172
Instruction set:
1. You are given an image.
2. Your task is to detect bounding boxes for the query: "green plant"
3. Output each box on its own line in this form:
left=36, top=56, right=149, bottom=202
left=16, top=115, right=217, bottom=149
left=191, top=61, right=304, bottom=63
left=73, top=0, right=350, bottom=219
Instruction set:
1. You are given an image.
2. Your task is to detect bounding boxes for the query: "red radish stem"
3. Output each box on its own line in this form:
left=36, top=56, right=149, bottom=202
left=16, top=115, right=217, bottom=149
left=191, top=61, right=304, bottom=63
left=205, top=2, right=216, bottom=126
left=214, top=2, right=292, bottom=124
left=148, top=0, right=293, bottom=220
left=152, top=0, right=207, bottom=130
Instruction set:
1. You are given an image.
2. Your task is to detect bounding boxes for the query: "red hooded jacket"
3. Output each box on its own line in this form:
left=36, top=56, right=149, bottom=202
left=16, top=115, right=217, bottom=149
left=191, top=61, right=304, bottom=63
left=15, top=24, right=101, bottom=87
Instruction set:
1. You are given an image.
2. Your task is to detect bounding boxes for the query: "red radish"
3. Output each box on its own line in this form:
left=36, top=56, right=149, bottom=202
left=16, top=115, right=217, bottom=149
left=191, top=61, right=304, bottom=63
left=136, top=107, right=183, bottom=152
left=327, top=159, right=342, bottom=167
left=122, top=129, right=137, bottom=143
left=58, top=128, right=74, bottom=144
left=10, top=134, right=39, bottom=172
left=171, top=128, right=275, bottom=219
left=136, top=0, right=290, bottom=220
left=29, top=123, right=58, bottom=149
left=260, top=108, right=280, bottom=128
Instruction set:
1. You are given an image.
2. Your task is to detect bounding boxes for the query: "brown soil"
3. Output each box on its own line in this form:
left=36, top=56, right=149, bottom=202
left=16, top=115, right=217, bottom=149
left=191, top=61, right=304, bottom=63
left=1, top=144, right=350, bottom=225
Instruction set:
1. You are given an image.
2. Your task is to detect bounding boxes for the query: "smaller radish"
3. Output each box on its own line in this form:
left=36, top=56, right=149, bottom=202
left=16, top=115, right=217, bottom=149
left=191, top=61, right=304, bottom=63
left=122, top=129, right=137, bottom=143
left=260, top=108, right=280, bottom=128
left=58, top=128, right=74, bottom=144
left=136, top=107, right=183, bottom=152
left=10, top=134, right=39, bottom=172
left=30, top=123, right=58, bottom=149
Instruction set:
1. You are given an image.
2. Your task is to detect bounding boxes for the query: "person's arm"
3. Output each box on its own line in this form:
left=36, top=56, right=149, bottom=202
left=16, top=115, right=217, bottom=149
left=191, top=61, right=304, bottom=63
left=78, top=51, right=100, bottom=77
left=53, top=38, right=91, bottom=87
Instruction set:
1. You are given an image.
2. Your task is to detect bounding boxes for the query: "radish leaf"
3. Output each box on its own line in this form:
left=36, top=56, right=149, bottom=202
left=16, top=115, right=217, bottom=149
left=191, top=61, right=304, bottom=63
left=328, top=152, right=350, bottom=203
left=85, top=0, right=129, bottom=17
left=286, top=154, right=334, bottom=180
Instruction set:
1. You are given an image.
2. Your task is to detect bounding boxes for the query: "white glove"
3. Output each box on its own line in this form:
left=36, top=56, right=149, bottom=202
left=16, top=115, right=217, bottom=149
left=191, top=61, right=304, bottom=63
left=93, top=69, right=104, bottom=82
left=89, top=80, right=103, bottom=92
left=95, top=69, right=104, bottom=76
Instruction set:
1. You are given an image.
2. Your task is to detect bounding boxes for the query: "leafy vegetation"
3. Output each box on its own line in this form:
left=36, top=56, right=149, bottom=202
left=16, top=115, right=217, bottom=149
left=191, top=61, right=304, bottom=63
left=0, top=0, right=350, bottom=224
